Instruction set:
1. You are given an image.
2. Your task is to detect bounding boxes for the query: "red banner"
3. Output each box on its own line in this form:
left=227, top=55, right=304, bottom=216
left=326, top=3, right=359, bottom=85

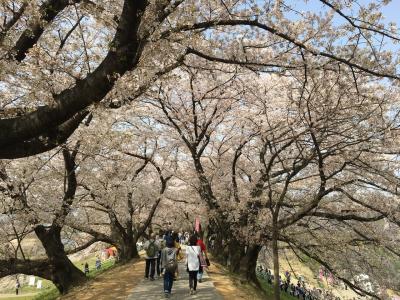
left=195, top=217, right=200, bottom=232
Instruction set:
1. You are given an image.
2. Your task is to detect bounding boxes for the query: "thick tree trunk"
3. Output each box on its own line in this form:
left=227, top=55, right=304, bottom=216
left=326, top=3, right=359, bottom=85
left=35, top=225, right=86, bottom=294
left=272, top=226, right=280, bottom=300
left=227, top=241, right=261, bottom=286
left=211, top=233, right=227, bottom=264
left=227, top=238, right=244, bottom=273
left=240, top=245, right=261, bottom=283
left=117, top=237, right=139, bottom=262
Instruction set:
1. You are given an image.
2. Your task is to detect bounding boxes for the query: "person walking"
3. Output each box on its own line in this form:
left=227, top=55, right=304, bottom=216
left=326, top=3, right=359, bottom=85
left=196, top=234, right=209, bottom=283
left=95, top=256, right=101, bottom=270
left=15, top=278, right=20, bottom=295
left=161, top=237, right=177, bottom=298
left=172, top=232, right=183, bottom=280
left=156, top=234, right=165, bottom=278
left=84, top=262, right=89, bottom=276
left=156, top=235, right=166, bottom=277
left=186, top=235, right=201, bottom=295
left=144, top=233, right=159, bottom=280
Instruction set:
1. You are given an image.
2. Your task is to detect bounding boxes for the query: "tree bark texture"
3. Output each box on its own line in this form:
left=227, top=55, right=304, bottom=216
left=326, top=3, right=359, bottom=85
left=35, top=225, right=86, bottom=294
left=272, top=226, right=281, bottom=300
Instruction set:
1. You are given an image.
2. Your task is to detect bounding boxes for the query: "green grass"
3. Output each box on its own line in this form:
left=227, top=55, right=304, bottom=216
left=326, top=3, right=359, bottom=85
left=2, top=281, right=51, bottom=294
left=31, top=287, right=60, bottom=300
left=84, top=256, right=116, bottom=279
left=31, top=257, right=117, bottom=300
left=0, top=255, right=117, bottom=300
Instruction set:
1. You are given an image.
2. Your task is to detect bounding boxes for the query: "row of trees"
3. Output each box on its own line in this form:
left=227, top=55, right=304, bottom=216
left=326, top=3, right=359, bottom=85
left=1, top=0, right=400, bottom=299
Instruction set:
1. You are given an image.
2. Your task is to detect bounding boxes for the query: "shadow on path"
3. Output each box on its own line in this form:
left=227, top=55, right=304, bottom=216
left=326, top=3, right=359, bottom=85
left=61, top=259, right=145, bottom=300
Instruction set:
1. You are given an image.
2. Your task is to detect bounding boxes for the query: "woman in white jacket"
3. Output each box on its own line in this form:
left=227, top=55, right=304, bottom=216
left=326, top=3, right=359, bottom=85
left=186, top=235, right=201, bottom=295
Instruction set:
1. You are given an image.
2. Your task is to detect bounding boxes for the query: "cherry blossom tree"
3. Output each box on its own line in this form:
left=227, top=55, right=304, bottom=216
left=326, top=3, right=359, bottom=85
left=226, top=67, right=400, bottom=299
left=0, top=144, right=87, bottom=293
left=1, top=0, right=399, bottom=158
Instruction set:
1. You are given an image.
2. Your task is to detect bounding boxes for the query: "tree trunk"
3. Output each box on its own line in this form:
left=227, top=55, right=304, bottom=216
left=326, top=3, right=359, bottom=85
left=227, top=238, right=244, bottom=273
left=117, top=237, right=139, bottom=262
left=35, top=225, right=86, bottom=294
left=240, top=244, right=261, bottom=283
left=211, top=233, right=227, bottom=264
left=208, top=217, right=260, bottom=285
left=272, top=225, right=280, bottom=300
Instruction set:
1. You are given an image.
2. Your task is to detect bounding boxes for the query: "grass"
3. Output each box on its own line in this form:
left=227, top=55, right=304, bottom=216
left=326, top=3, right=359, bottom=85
left=0, top=255, right=117, bottom=300
left=31, top=288, right=60, bottom=300
left=0, top=278, right=55, bottom=300
left=31, top=256, right=117, bottom=300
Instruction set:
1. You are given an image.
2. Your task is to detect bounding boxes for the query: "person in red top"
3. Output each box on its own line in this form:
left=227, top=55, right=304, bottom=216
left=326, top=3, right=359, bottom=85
left=196, top=235, right=208, bottom=283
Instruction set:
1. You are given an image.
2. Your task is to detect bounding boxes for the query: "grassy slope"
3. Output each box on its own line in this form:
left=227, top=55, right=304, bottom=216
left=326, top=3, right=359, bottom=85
left=0, top=255, right=116, bottom=300
left=32, top=257, right=116, bottom=300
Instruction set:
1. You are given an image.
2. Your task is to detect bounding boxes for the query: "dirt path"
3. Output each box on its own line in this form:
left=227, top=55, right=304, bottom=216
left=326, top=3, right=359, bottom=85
left=59, top=255, right=263, bottom=300
left=127, top=262, right=223, bottom=300
left=207, top=262, right=263, bottom=300
left=60, top=259, right=144, bottom=300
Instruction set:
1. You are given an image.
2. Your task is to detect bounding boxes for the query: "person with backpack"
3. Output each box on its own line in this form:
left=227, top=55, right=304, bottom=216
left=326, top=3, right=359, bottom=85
left=160, top=237, right=177, bottom=298
left=186, top=235, right=201, bottom=295
left=143, top=233, right=160, bottom=280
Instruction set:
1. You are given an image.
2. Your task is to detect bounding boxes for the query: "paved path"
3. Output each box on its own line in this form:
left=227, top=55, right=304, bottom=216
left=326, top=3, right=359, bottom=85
left=127, top=262, right=223, bottom=300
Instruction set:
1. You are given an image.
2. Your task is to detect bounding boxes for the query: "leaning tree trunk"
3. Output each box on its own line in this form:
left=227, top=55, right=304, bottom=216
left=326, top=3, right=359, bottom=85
left=272, top=224, right=280, bottom=300
left=35, top=225, right=86, bottom=294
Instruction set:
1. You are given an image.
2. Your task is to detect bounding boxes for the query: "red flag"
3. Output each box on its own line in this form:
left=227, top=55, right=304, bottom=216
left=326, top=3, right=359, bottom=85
left=195, top=218, right=200, bottom=232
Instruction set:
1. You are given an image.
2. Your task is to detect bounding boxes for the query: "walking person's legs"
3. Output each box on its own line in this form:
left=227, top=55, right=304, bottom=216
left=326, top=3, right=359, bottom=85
left=163, top=270, right=173, bottom=297
left=189, top=271, right=194, bottom=294
left=189, top=271, right=198, bottom=294
left=150, top=258, right=156, bottom=280
left=193, top=270, right=198, bottom=293
left=163, top=270, right=170, bottom=294
left=197, top=266, right=203, bottom=282
left=167, top=271, right=174, bottom=293
left=145, top=259, right=150, bottom=278
left=156, top=254, right=161, bottom=277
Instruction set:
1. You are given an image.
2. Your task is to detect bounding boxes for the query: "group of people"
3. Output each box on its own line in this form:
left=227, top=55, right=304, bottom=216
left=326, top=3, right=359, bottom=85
left=257, top=266, right=329, bottom=300
left=143, top=231, right=209, bottom=298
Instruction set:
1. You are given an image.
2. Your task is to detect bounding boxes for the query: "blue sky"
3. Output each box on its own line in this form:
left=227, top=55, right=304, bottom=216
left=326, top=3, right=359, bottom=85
left=279, top=0, right=400, bottom=53
left=285, top=0, right=399, bottom=25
